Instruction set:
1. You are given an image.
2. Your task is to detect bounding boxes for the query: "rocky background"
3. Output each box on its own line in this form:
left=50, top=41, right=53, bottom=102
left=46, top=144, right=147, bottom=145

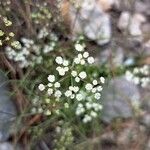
left=0, top=0, right=150, bottom=149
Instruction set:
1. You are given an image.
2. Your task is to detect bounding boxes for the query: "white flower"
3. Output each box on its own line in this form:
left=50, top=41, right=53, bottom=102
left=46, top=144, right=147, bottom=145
left=85, top=83, right=93, bottom=91
left=73, top=86, right=79, bottom=93
left=92, top=88, right=97, bottom=93
left=55, top=56, right=63, bottom=64
left=133, top=77, right=140, bottom=84
left=71, top=70, right=77, bottom=77
left=64, top=67, right=69, bottom=72
left=78, top=53, right=83, bottom=59
left=75, top=77, right=80, bottom=82
left=63, top=60, right=69, bottom=66
left=133, top=68, right=139, bottom=74
left=83, top=115, right=92, bottom=123
left=86, top=102, right=91, bottom=109
left=76, top=94, right=83, bottom=101
left=31, top=107, right=36, bottom=113
left=47, top=88, right=53, bottom=95
left=76, top=107, right=85, bottom=115
left=47, top=83, right=53, bottom=87
left=70, top=94, right=75, bottom=99
left=87, top=57, right=94, bottom=64
left=54, top=90, right=62, bottom=98
left=54, top=82, right=60, bottom=88
left=44, top=110, right=51, bottom=116
left=94, top=93, right=101, bottom=100
left=93, top=80, right=98, bottom=85
left=90, top=111, right=97, bottom=118
left=125, top=71, right=133, bottom=81
left=97, top=86, right=103, bottom=91
left=48, top=75, right=55, bottom=82
left=58, top=68, right=65, bottom=76
left=75, top=43, right=84, bottom=51
left=83, top=52, right=89, bottom=58
left=65, top=90, right=72, bottom=97
left=74, top=58, right=80, bottom=64
left=38, top=84, right=45, bottom=91
left=79, top=71, right=87, bottom=79
left=64, top=103, right=69, bottom=108
left=80, top=59, right=85, bottom=65
left=100, top=77, right=105, bottom=84
left=38, top=108, right=43, bottom=113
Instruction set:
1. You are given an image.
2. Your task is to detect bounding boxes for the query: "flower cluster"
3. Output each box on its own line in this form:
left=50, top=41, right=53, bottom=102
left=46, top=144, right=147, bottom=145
left=54, top=126, right=74, bottom=150
left=5, top=37, right=42, bottom=68
left=74, top=43, right=95, bottom=65
left=36, top=39, right=105, bottom=123
left=31, top=2, right=52, bottom=24
left=5, top=29, right=58, bottom=68
left=125, top=65, right=150, bottom=88
left=0, top=15, right=19, bottom=48
left=55, top=56, right=69, bottom=76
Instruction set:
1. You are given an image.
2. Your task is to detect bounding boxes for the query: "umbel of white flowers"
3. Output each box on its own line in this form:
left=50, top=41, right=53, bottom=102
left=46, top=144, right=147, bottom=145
left=37, top=42, right=105, bottom=123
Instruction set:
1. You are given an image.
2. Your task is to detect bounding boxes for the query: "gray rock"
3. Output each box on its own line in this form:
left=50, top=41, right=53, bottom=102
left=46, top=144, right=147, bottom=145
left=101, top=76, right=141, bottom=123
left=135, top=0, right=150, bottom=16
left=141, top=113, right=150, bottom=129
left=0, top=142, right=14, bottom=150
left=0, top=71, right=17, bottom=141
left=98, top=47, right=124, bottom=67
left=69, top=0, right=112, bottom=45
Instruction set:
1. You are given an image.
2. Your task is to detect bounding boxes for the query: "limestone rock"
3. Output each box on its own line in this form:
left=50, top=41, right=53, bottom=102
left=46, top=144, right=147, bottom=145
left=101, top=76, right=141, bottom=123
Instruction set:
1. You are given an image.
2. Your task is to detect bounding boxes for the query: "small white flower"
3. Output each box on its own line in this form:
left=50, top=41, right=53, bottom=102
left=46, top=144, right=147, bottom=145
left=86, top=102, right=92, bottom=109
left=64, top=103, right=69, bottom=108
left=87, top=57, right=94, bottom=64
left=38, top=108, right=43, bottom=113
left=79, top=71, right=87, bottom=79
left=55, top=56, right=63, bottom=64
left=90, top=111, right=97, bottom=118
left=47, top=83, right=53, bottom=87
left=78, top=103, right=83, bottom=108
left=92, top=88, right=97, bottom=93
left=65, top=90, right=72, bottom=97
left=75, top=43, right=84, bottom=51
left=74, top=58, right=80, bottom=64
left=80, top=59, right=85, bottom=65
left=73, top=86, right=79, bottom=93
left=100, top=77, right=105, bottom=84
left=54, top=82, right=60, bottom=88
left=78, top=53, right=83, bottom=59
left=71, top=70, right=77, bottom=77
left=133, top=77, right=140, bottom=85
left=69, top=86, right=74, bottom=91
left=93, top=80, right=98, bottom=85
left=31, top=107, right=36, bottom=113
left=38, top=84, right=45, bottom=91
left=58, top=68, right=65, bottom=76
left=94, top=93, right=101, bottom=100
left=85, top=83, right=93, bottom=91
left=44, top=110, right=51, bottom=116
left=83, top=115, right=92, bottom=123
left=75, top=77, right=80, bottom=82
left=76, top=94, right=83, bottom=101
left=48, top=75, right=55, bottom=82
left=47, top=88, right=53, bottom=95
left=54, top=90, right=62, bottom=98
left=83, top=52, right=89, bottom=58
left=63, top=60, right=69, bottom=66
left=97, top=86, right=103, bottom=91
left=64, top=67, right=69, bottom=72
left=70, top=94, right=75, bottom=99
